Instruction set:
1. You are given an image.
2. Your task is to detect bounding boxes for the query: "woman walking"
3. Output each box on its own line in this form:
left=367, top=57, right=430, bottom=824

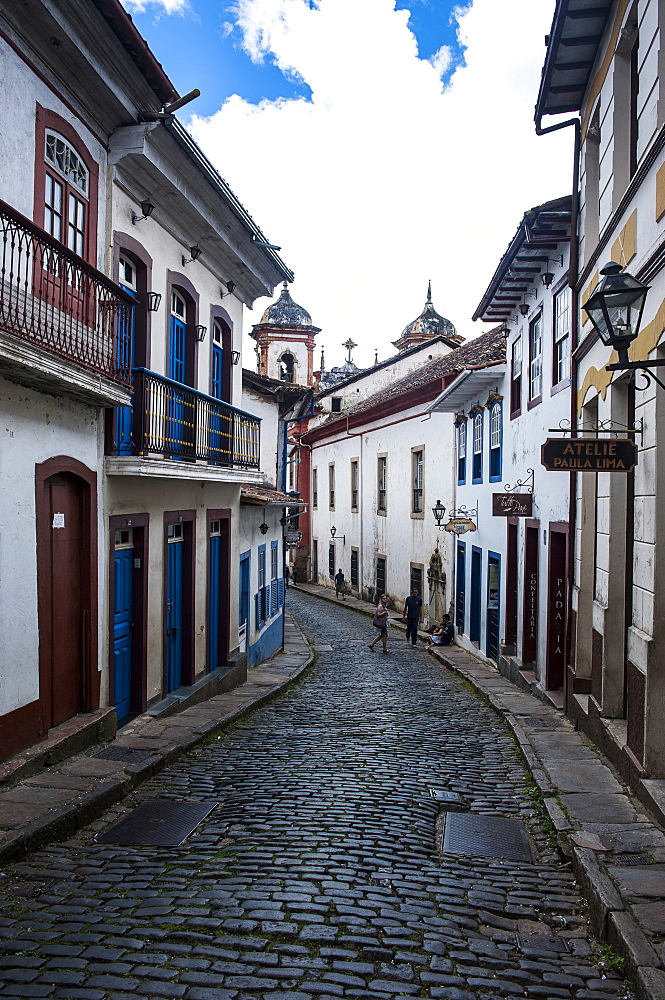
left=369, top=594, right=390, bottom=653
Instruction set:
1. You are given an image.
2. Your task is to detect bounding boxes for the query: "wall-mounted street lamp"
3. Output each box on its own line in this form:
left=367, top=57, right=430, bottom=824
left=519, top=302, right=530, bottom=316
left=195, top=324, right=207, bottom=342
left=131, top=199, right=155, bottom=225
left=147, top=291, right=162, bottom=312
left=182, top=245, right=202, bottom=266
left=231, top=350, right=241, bottom=365
left=431, top=500, right=446, bottom=528
left=220, top=281, right=236, bottom=298
left=259, top=522, right=269, bottom=535
left=330, top=525, right=345, bottom=542
left=583, top=262, right=659, bottom=388
left=541, top=255, right=563, bottom=287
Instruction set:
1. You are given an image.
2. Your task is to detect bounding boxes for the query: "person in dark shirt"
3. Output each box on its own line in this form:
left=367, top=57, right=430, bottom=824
left=334, top=568, right=346, bottom=600
left=428, top=614, right=455, bottom=647
left=402, top=587, right=423, bottom=646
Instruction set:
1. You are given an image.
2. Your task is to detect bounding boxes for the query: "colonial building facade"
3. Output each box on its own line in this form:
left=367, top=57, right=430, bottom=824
left=537, top=0, right=665, bottom=795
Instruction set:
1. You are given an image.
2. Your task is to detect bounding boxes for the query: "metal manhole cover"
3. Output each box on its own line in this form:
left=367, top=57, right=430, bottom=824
left=91, top=746, right=156, bottom=763
left=517, top=934, right=568, bottom=954
left=96, top=800, right=216, bottom=846
left=443, top=813, right=533, bottom=863
left=521, top=717, right=560, bottom=729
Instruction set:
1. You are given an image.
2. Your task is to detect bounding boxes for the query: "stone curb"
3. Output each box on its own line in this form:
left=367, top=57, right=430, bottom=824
left=297, top=582, right=665, bottom=1000
left=0, top=616, right=314, bottom=866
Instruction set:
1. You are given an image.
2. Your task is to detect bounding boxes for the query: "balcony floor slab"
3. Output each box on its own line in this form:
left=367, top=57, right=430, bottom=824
left=105, top=455, right=263, bottom=483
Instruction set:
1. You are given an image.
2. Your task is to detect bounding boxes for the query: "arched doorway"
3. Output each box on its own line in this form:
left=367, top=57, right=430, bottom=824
left=36, top=458, right=97, bottom=729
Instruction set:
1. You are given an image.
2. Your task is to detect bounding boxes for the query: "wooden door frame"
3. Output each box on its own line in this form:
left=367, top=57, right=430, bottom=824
left=206, top=508, right=231, bottom=671
left=35, top=456, right=98, bottom=729
left=163, top=509, right=196, bottom=693
left=108, top=513, right=149, bottom=716
left=546, top=521, right=569, bottom=692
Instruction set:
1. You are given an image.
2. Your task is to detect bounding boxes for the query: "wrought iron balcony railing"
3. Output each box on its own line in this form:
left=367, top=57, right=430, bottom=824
left=0, top=199, right=133, bottom=385
left=112, top=368, right=260, bottom=468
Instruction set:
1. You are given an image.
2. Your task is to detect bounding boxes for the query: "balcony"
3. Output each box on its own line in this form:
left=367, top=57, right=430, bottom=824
left=0, top=199, right=133, bottom=405
left=106, top=368, right=262, bottom=482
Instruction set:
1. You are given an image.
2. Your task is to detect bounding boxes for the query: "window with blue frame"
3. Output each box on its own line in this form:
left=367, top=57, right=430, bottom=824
left=472, top=410, right=483, bottom=483
left=256, top=544, right=267, bottom=626
left=457, top=418, right=467, bottom=485
left=270, top=541, right=279, bottom=616
left=489, top=401, right=502, bottom=481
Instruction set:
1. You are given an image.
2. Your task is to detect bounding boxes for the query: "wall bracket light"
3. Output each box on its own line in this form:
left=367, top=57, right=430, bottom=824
left=195, top=325, right=207, bottom=342
left=220, top=281, right=236, bottom=298
left=131, top=199, right=155, bottom=225
left=147, top=291, right=162, bottom=312
left=330, top=525, right=345, bottom=542
left=182, top=245, right=202, bottom=266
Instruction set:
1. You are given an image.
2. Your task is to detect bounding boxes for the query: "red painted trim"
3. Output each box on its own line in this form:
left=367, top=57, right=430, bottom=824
left=34, top=106, right=99, bottom=266
left=35, top=456, right=99, bottom=729
left=0, top=698, right=45, bottom=764
left=108, top=513, right=150, bottom=716
left=206, top=509, right=232, bottom=669
left=163, top=509, right=196, bottom=691
left=527, top=394, right=542, bottom=411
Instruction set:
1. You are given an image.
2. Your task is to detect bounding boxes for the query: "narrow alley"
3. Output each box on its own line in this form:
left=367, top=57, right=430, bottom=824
left=0, top=592, right=627, bottom=1000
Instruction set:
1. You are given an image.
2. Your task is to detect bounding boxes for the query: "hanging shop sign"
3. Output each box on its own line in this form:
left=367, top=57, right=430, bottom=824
left=492, top=493, right=533, bottom=517
left=541, top=437, right=638, bottom=472
left=284, top=530, right=302, bottom=548
left=443, top=517, right=477, bottom=535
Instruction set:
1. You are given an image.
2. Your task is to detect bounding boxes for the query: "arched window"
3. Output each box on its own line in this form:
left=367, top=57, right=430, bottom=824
left=457, top=418, right=467, bottom=485
left=280, top=353, right=295, bottom=382
left=44, top=130, right=89, bottom=256
left=472, top=410, right=483, bottom=483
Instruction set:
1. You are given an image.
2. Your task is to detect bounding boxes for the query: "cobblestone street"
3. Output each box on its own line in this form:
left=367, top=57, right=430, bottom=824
left=0, top=590, right=629, bottom=1000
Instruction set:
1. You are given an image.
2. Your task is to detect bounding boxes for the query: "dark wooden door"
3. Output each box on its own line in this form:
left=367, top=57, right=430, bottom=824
left=47, top=474, right=85, bottom=726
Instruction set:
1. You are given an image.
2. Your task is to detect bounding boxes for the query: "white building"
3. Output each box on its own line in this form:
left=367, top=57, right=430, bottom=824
left=301, top=291, right=504, bottom=618
left=537, top=0, right=665, bottom=791
left=431, top=197, right=572, bottom=695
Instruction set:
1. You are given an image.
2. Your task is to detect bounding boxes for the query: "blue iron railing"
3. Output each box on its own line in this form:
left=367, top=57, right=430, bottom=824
left=112, top=368, right=260, bottom=468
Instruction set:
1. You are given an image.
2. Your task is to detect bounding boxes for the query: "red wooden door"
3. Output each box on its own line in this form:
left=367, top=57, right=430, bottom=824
left=47, top=474, right=84, bottom=726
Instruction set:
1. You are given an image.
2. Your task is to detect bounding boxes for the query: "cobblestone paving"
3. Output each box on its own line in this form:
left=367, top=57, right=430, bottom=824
left=0, top=591, right=632, bottom=1000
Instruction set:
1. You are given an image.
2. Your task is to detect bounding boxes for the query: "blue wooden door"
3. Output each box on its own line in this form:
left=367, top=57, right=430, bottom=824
left=470, top=547, right=482, bottom=642
left=169, top=299, right=187, bottom=455
left=455, top=542, right=466, bottom=635
left=115, top=285, right=136, bottom=453
left=166, top=531, right=184, bottom=692
left=239, top=552, right=250, bottom=638
left=208, top=529, right=221, bottom=671
left=210, top=344, right=224, bottom=463
left=487, top=553, right=501, bottom=662
left=113, top=543, right=133, bottom=721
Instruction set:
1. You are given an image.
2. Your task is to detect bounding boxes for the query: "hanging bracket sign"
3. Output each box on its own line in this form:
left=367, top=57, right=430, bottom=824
left=541, top=437, right=638, bottom=472
left=492, top=493, right=533, bottom=517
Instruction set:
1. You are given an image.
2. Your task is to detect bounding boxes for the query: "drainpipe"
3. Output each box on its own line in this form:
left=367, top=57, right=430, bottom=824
left=536, top=114, right=581, bottom=706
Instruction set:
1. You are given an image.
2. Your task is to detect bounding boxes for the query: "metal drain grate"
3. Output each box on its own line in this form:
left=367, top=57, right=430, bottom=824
left=612, top=853, right=653, bottom=866
left=91, top=746, right=156, bottom=764
left=517, top=934, right=568, bottom=954
left=521, top=717, right=560, bottom=729
left=96, top=800, right=217, bottom=846
left=443, top=813, right=534, bottom=863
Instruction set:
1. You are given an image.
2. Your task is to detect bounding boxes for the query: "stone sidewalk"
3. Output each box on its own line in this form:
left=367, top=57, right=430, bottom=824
left=0, top=616, right=312, bottom=868
left=297, top=581, right=665, bottom=1000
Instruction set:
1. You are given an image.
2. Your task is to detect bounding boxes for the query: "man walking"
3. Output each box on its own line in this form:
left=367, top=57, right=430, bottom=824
left=334, top=568, right=346, bottom=600
left=402, top=586, right=423, bottom=647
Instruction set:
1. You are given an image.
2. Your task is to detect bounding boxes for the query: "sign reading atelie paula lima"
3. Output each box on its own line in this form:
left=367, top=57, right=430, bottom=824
left=541, top=437, right=638, bottom=472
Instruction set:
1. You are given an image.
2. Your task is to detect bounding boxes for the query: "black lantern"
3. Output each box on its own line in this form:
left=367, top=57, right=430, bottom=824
left=259, top=521, right=269, bottom=535
left=431, top=500, right=446, bottom=527
left=583, top=262, right=650, bottom=365
left=330, top=526, right=337, bottom=538
left=182, top=245, right=203, bottom=266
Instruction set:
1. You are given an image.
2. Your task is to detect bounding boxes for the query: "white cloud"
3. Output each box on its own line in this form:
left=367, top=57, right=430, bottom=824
left=188, top=0, right=569, bottom=370
left=429, top=44, right=453, bottom=80
left=122, top=0, right=189, bottom=14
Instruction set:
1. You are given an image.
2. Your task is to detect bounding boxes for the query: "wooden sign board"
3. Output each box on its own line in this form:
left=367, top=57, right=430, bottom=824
left=443, top=517, right=477, bottom=534
left=492, top=493, right=533, bottom=517
left=541, top=437, right=638, bottom=472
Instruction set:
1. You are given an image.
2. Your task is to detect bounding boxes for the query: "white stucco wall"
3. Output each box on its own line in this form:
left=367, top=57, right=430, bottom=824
left=0, top=378, right=105, bottom=715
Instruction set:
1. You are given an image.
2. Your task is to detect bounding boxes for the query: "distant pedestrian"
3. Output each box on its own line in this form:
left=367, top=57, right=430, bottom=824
left=335, top=568, right=346, bottom=600
left=292, top=565, right=298, bottom=586
left=369, top=594, right=390, bottom=653
left=402, top=587, right=423, bottom=646
left=284, top=565, right=290, bottom=587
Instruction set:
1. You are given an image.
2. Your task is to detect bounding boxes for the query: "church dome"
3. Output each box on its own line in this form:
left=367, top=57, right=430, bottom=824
left=260, top=282, right=312, bottom=327
left=393, top=282, right=459, bottom=351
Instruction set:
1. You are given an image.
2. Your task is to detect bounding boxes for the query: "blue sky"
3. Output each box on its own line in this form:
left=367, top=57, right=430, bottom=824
left=126, top=1, right=467, bottom=116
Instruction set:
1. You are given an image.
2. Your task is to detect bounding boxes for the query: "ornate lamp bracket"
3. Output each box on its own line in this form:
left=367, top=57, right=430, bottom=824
left=504, top=468, right=534, bottom=494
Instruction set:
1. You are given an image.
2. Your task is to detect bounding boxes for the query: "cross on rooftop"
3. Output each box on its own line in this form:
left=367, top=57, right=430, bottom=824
left=343, top=338, right=358, bottom=364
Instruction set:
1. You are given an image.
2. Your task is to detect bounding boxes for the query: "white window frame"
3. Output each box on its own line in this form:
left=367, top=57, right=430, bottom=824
left=529, top=314, right=542, bottom=401
left=554, top=287, right=570, bottom=385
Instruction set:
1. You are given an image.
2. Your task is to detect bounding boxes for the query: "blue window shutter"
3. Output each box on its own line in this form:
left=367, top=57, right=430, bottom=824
left=255, top=591, right=261, bottom=627
left=278, top=578, right=285, bottom=607
left=271, top=581, right=278, bottom=616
